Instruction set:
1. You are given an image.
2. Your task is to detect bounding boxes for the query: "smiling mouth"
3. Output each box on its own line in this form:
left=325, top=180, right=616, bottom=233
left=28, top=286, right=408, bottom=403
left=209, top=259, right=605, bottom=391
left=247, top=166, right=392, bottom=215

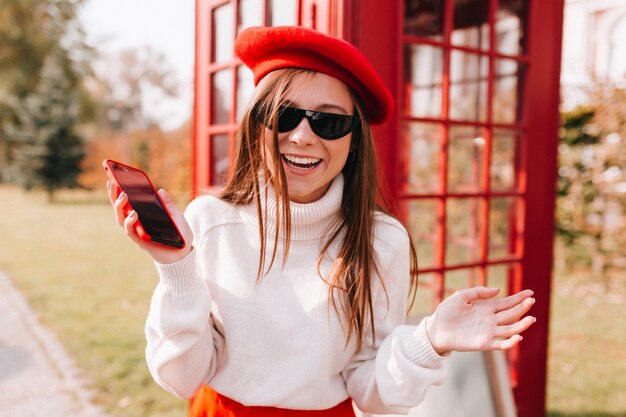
left=282, top=154, right=322, bottom=169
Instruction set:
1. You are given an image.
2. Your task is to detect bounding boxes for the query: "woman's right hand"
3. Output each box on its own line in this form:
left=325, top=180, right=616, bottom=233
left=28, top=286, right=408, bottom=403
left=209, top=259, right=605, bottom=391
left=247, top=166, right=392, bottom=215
left=107, top=181, right=194, bottom=265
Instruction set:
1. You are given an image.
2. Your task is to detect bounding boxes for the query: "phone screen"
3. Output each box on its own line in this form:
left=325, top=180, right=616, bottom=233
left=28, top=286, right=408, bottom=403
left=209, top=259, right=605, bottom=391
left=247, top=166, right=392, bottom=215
left=108, top=161, right=184, bottom=248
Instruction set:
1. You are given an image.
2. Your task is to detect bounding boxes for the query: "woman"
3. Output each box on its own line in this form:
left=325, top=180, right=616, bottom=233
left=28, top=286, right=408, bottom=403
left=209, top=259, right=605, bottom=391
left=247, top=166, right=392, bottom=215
left=108, top=26, right=536, bottom=417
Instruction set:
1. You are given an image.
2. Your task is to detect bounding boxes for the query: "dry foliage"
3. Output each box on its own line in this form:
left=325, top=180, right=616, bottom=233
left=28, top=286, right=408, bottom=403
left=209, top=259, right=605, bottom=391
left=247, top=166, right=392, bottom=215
left=79, top=122, right=191, bottom=202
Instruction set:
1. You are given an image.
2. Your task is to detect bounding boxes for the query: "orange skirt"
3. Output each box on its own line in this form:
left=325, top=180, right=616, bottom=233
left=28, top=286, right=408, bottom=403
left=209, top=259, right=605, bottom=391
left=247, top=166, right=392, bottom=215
left=188, top=386, right=356, bottom=417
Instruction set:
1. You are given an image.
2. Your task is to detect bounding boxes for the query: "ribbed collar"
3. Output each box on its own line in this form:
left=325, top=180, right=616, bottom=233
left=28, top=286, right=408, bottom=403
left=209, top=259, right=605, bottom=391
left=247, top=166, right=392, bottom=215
left=241, top=174, right=344, bottom=242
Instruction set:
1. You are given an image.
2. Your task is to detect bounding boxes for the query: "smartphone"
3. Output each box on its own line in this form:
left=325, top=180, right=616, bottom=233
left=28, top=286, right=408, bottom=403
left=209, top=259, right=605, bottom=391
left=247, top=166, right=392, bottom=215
left=103, top=159, right=186, bottom=249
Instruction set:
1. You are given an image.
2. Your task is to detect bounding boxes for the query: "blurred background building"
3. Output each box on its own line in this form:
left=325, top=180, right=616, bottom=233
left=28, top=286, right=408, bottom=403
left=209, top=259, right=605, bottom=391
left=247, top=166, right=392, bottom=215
left=561, top=0, right=626, bottom=110
left=558, top=0, right=626, bottom=277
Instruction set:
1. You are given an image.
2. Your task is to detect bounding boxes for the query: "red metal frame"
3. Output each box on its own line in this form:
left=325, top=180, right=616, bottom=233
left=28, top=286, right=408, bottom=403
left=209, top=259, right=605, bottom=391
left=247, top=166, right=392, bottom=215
left=342, top=1, right=562, bottom=415
left=392, top=1, right=530, bottom=301
left=193, top=1, right=564, bottom=415
left=514, top=1, right=564, bottom=415
left=342, top=0, right=400, bottom=206
left=193, top=0, right=210, bottom=192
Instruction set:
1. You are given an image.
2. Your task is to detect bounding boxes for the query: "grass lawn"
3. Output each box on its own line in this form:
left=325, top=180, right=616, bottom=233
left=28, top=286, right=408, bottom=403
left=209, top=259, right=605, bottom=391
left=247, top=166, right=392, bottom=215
left=0, top=185, right=187, bottom=417
left=546, top=262, right=625, bottom=416
left=0, top=185, right=624, bottom=416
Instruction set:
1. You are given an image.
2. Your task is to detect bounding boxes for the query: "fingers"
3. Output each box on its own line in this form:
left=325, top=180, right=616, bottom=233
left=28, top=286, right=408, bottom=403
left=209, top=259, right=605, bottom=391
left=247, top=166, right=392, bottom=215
left=492, top=289, right=534, bottom=313
left=157, top=189, right=184, bottom=220
left=106, top=180, right=119, bottom=204
left=157, top=189, right=192, bottom=238
left=157, top=189, right=178, bottom=217
left=157, top=188, right=173, bottom=206
left=107, top=180, right=140, bottom=243
left=123, top=210, right=142, bottom=243
left=488, top=314, right=536, bottom=350
left=492, top=317, right=535, bottom=349
left=112, top=191, right=143, bottom=244
left=492, top=290, right=536, bottom=350
left=459, top=286, right=500, bottom=303
left=113, top=191, right=130, bottom=226
left=496, top=296, right=535, bottom=325
left=494, top=315, right=536, bottom=339
left=490, top=321, right=533, bottom=350
left=489, top=334, right=523, bottom=350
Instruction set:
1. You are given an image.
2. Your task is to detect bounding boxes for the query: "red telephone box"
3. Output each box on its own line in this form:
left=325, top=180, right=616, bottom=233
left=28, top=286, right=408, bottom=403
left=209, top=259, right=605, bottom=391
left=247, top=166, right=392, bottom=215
left=193, top=1, right=564, bottom=416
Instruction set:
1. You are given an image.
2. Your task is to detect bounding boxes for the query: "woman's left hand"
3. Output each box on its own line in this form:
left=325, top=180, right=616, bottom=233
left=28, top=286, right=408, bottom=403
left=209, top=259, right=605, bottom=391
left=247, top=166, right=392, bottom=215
left=425, top=287, right=536, bottom=356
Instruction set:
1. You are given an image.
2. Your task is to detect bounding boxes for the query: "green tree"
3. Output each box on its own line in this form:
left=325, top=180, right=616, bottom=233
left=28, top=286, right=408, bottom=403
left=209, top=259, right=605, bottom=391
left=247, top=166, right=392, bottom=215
left=0, top=0, right=91, bottom=182
left=7, top=50, right=85, bottom=202
left=557, top=85, right=626, bottom=280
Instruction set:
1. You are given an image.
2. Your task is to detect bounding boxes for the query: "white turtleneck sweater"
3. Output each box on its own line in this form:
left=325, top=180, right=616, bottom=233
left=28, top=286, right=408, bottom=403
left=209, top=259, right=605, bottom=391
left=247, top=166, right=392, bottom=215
left=145, top=175, right=445, bottom=414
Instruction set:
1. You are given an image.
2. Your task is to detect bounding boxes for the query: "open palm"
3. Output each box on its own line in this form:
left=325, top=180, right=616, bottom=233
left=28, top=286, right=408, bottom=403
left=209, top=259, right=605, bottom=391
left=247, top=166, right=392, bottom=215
left=425, top=287, right=536, bottom=355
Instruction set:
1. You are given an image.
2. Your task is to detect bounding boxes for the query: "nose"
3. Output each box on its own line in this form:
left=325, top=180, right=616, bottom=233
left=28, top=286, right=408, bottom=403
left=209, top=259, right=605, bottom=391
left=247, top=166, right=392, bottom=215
left=287, top=117, right=318, bottom=146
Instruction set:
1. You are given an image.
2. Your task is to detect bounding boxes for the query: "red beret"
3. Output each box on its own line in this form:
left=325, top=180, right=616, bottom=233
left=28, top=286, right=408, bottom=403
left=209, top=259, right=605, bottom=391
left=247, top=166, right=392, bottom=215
left=234, top=26, right=394, bottom=125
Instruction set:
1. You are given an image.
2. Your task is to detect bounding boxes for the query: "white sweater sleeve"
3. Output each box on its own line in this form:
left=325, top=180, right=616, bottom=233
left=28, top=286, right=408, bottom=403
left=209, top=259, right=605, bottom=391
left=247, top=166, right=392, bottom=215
left=343, top=221, right=446, bottom=415
left=144, top=200, right=225, bottom=399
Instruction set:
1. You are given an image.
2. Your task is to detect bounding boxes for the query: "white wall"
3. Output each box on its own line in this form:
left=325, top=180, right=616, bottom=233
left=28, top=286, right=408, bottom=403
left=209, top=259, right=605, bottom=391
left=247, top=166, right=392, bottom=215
left=561, top=0, right=626, bottom=109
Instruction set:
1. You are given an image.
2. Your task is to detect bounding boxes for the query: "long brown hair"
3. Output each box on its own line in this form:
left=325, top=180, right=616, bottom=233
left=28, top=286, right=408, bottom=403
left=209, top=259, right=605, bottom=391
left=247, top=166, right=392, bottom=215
left=219, top=69, right=419, bottom=350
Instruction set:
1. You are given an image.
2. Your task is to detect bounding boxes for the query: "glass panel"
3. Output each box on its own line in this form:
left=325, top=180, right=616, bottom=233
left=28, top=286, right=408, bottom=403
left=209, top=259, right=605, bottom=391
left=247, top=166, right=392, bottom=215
left=488, top=197, right=517, bottom=259
left=211, top=69, right=233, bottom=125
left=238, top=0, right=264, bottom=32
left=404, top=44, right=444, bottom=118
left=401, top=122, right=441, bottom=194
left=236, top=65, right=254, bottom=120
left=404, top=0, right=444, bottom=39
left=449, top=51, right=488, bottom=121
left=446, top=198, right=483, bottom=265
left=491, top=129, right=519, bottom=190
left=452, top=0, right=490, bottom=50
left=270, top=0, right=297, bottom=26
left=212, top=3, right=234, bottom=64
left=444, top=267, right=483, bottom=296
left=402, top=199, right=440, bottom=269
left=447, top=125, right=485, bottom=193
left=487, top=264, right=512, bottom=294
left=408, top=273, right=439, bottom=321
left=211, top=134, right=230, bottom=186
left=493, top=59, right=523, bottom=124
left=496, top=0, right=529, bottom=55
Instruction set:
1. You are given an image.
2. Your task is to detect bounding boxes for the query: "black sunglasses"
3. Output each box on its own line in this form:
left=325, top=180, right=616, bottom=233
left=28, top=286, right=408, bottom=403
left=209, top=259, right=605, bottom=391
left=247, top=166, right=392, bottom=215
left=261, top=106, right=360, bottom=140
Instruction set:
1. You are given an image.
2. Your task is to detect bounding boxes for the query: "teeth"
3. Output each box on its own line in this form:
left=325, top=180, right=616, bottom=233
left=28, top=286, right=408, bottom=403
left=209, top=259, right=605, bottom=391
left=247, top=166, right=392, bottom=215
left=283, top=155, right=321, bottom=165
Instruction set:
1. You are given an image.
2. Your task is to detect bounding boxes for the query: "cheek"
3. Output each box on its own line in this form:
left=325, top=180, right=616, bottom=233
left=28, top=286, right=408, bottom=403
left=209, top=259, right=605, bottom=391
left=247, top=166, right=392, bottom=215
left=328, top=138, right=352, bottom=166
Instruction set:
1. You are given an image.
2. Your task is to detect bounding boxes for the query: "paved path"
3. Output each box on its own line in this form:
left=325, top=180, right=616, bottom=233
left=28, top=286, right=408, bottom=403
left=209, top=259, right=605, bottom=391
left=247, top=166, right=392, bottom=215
left=0, top=270, right=110, bottom=417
